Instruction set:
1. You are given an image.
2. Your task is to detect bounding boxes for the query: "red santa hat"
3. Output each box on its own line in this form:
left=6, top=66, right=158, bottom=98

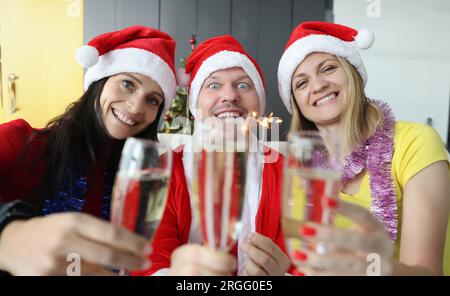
left=277, top=21, right=375, bottom=113
left=185, top=35, right=266, bottom=118
left=76, top=25, right=177, bottom=110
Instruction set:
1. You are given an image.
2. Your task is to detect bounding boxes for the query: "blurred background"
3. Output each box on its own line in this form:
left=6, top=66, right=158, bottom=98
left=0, top=0, right=449, bottom=146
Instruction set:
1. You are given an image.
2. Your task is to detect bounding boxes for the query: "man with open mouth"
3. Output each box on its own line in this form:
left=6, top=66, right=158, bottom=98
left=133, top=35, right=293, bottom=276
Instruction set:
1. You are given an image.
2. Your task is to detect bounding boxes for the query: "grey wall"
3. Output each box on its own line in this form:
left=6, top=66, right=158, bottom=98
left=84, top=0, right=328, bottom=139
left=334, top=0, right=450, bottom=145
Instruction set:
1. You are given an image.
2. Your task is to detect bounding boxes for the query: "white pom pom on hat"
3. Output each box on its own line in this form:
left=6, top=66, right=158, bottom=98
left=75, top=45, right=99, bottom=68
left=354, top=28, right=375, bottom=49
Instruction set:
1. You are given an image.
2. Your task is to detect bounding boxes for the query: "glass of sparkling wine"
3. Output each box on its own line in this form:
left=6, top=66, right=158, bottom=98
left=191, top=118, right=252, bottom=252
left=110, top=137, right=172, bottom=275
left=282, top=131, right=341, bottom=271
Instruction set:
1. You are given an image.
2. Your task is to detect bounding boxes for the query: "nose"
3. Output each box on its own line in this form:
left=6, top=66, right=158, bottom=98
left=220, top=84, right=240, bottom=103
left=310, top=76, right=329, bottom=94
left=126, top=94, right=145, bottom=114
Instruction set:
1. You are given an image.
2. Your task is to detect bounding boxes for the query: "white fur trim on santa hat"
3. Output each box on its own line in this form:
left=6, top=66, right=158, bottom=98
left=189, top=50, right=266, bottom=118
left=277, top=34, right=368, bottom=113
left=84, top=48, right=176, bottom=110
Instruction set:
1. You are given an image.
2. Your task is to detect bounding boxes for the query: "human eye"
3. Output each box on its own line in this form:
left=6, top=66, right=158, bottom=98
left=122, top=80, right=135, bottom=92
left=295, top=80, right=307, bottom=90
left=237, top=82, right=249, bottom=90
left=207, top=82, right=220, bottom=90
left=146, top=96, right=162, bottom=106
left=322, top=65, right=336, bottom=73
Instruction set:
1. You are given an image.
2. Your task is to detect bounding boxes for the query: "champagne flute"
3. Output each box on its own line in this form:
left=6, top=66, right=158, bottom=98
left=191, top=118, right=252, bottom=252
left=110, top=137, right=172, bottom=275
left=282, top=131, right=341, bottom=272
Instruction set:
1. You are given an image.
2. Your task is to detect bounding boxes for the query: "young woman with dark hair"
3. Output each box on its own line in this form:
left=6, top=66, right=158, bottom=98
left=0, top=25, right=177, bottom=275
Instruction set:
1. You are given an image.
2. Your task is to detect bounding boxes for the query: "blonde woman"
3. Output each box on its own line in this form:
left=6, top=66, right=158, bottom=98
left=277, top=21, right=449, bottom=275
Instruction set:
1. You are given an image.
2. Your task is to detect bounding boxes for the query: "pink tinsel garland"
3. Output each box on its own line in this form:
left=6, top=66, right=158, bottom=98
left=341, top=100, right=398, bottom=241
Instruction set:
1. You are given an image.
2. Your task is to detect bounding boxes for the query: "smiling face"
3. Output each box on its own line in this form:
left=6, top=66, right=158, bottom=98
left=291, top=52, right=348, bottom=128
left=196, top=67, right=259, bottom=120
left=99, top=73, right=164, bottom=140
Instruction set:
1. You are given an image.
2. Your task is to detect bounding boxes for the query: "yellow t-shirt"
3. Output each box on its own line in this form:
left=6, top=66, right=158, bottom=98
left=337, top=121, right=450, bottom=274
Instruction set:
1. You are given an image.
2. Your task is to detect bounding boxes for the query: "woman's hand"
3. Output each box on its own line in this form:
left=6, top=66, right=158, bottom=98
left=238, top=232, right=291, bottom=276
left=168, top=244, right=237, bottom=276
left=293, top=200, right=394, bottom=276
left=0, top=213, right=152, bottom=275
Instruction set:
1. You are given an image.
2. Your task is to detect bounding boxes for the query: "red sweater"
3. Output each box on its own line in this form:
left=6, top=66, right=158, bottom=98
left=134, top=149, right=291, bottom=275
left=0, top=119, right=46, bottom=205
left=0, top=119, right=112, bottom=218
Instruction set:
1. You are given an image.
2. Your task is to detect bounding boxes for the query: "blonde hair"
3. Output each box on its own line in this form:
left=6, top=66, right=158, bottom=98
left=289, top=56, right=384, bottom=154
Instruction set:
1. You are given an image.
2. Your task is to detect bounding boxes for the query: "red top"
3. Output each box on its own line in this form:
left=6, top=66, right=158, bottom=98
left=134, top=149, right=293, bottom=275
left=0, top=119, right=46, bottom=205
left=0, top=119, right=110, bottom=218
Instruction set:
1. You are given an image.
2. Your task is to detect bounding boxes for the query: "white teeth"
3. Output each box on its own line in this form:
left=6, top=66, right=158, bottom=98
left=315, top=93, right=337, bottom=107
left=216, top=112, right=241, bottom=118
left=113, top=109, right=136, bottom=126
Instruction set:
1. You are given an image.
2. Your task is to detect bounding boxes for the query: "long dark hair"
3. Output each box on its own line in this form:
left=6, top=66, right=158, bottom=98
left=34, top=77, right=163, bottom=199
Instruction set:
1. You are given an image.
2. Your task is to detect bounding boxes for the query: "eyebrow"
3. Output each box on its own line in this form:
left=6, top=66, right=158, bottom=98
left=292, top=58, right=337, bottom=79
left=123, top=73, right=164, bottom=99
left=122, top=73, right=142, bottom=85
left=206, top=74, right=252, bottom=82
left=235, top=75, right=252, bottom=82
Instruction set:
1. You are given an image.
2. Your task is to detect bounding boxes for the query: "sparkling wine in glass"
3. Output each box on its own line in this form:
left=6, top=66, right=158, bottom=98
left=282, top=131, right=341, bottom=270
left=191, top=118, right=252, bottom=251
left=110, top=137, right=172, bottom=274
